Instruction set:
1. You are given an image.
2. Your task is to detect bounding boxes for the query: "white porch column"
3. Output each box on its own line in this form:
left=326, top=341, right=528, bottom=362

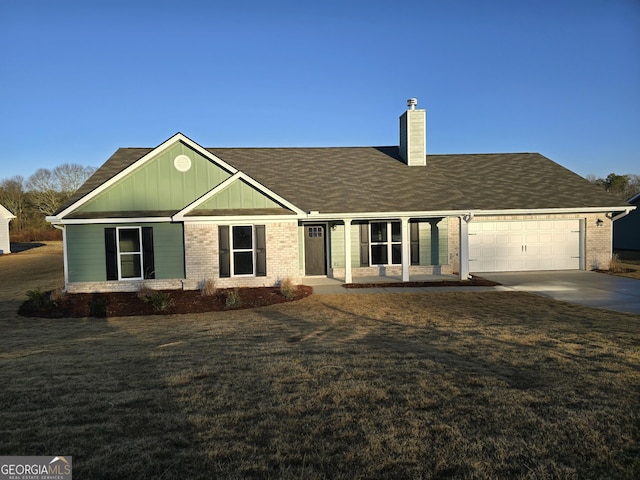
left=459, top=214, right=472, bottom=280
left=401, top=217, right=410, bottom=282
left=344, top=219, right=352, bottom=283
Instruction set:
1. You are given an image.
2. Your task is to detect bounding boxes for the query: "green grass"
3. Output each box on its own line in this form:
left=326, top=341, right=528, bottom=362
left=1, top=244, right=639, bottom=479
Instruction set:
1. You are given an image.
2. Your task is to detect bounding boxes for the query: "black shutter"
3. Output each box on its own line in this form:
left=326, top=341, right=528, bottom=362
left=142, top=227, right=155, bottom=279
left=410, top=221, right=420, bottom=266
left=105, top=228, right=118, bottom=280
left=359, top=223, right=369, bottom=267
left=255, top=225, right=266, bottom=277
left=219, top=225, right=230, bottom=278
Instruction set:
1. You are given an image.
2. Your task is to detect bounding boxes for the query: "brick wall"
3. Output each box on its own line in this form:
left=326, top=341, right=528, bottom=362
left=329, top=264, right=451, bottom=280
left=584, top=213, right=613, bottom=270
left=66, top=279, right=184, bottom=294
left=448, top=217, right=460, bottom=273
left=184, top=221, right=301, bottom=290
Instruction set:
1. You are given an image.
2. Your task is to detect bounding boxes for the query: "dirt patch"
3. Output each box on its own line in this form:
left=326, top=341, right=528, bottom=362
left=344, top=276, right=500, bottom=288
left=19, top=286, right=314, bottom=318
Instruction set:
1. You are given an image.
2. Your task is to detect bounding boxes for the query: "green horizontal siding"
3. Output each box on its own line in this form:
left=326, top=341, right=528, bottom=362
left=66, top=223, right=185, bottom=282
left=328, top=223, right=362, bottom=269
left=298, top=224, right=305, bottom=270
left=330, top=223, right=344, bottom=268
left=197, top=179, right=281, bottom=210
left=350, top=224, right=361, bottom=268
left=77, top=142, right=232, bottom=213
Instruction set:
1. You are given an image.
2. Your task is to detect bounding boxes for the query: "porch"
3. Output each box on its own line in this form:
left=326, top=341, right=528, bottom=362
left=301, top=273, right=468, bottom=294
left=302, top=215, right=471, bottom=282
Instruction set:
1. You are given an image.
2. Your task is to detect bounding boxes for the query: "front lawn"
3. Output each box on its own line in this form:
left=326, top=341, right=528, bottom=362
left=1, top=291, right=638, bottom=479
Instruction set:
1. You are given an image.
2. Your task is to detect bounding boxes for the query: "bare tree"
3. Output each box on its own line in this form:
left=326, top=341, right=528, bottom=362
left=26, top=168, right=63, bottom=216
left=26, top=163, right=96, bottom=216
left=54, top=163, right=96, bottom=194
left=0, top=176, right=27, bottom=230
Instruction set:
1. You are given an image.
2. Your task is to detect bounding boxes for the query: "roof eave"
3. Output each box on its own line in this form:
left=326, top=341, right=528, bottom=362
left=46, top=216, right=174, bottom=225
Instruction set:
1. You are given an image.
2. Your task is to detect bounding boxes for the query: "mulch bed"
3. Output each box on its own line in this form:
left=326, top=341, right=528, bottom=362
left=19, top=286, right=314, bottom=318
left=343, top=276, right=500, bottom=288
left=19, top=277, right=501, bottom=318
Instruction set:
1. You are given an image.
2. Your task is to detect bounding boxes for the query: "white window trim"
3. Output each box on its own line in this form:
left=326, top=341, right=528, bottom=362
left=231, top=225, right=256, bottom=277
left=116, top=226, right=143, bottom=281
left=370, top=221, right=402, bottom=266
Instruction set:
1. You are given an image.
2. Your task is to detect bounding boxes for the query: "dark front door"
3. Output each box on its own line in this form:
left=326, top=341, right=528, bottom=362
left=304, top=225, right=327, bottom=275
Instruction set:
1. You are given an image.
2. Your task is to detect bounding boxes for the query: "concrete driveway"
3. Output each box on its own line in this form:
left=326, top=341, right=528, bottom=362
left=478, top=271, right=640, bottom=315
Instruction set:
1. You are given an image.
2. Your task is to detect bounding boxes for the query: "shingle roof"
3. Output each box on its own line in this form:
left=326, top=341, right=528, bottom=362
left=56, top=145, right=627, bottom=217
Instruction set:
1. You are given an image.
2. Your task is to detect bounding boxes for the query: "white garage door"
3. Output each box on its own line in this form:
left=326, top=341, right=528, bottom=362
left=469, top=220, right=581, bottom=272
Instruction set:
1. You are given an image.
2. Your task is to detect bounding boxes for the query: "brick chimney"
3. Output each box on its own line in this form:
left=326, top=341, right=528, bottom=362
left=399, top=98, right=426, bottom=166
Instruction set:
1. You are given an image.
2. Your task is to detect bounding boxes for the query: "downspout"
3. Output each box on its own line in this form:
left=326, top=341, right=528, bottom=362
left=458, top=213, right=474, bottom=280
left=52, top=224, right=69, bottom=290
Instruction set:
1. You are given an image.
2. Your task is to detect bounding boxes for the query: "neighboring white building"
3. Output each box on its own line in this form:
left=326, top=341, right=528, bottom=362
left=0, top=203, right=16, bottom=254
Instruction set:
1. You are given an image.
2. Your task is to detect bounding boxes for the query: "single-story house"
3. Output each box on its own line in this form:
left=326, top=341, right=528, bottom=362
left=0, top=203, right=15, bottom=254
left=613, top=192, right=640, bottom=251
left=47, top=99, right=634, bottom=293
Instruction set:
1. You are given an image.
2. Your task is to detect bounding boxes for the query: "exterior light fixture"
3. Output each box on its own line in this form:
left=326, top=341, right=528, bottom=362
left=596, top=218, right=604, bottom=227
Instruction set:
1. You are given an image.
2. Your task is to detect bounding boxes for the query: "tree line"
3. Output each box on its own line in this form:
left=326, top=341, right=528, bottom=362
left=586, top=173, right=640, bottom=200
left=0, top=164, right=96, bottom=241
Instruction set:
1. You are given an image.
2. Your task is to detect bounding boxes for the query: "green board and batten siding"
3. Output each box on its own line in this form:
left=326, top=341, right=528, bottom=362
left=76, top=142, right=232, bottom=213
left=66, top=223, right=185, bottom=282
left=196, top=179, right=282, bottom=210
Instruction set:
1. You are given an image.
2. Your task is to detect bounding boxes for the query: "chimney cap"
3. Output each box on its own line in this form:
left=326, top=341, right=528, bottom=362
left=407, top=98, right=418, bottom=110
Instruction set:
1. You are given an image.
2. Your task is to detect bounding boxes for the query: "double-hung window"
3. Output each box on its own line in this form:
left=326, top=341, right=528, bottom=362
left=219, top=225, right=267, bottom=278
left=105, top=226, right=155, bottom=281
left=232, top=225, right=254, bottom=275
left=370, top=221, right=402, bottom=265
left=117, top=227, right=143, bottom=280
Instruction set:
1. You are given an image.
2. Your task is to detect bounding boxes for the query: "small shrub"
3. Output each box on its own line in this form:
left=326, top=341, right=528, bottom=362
left=50, top=281, right=66, bottom=303
left=137, top=284, right=175, bottom=312
left=200, top=278, right=217, bottom=297
left=279, top=277, right=296, bottom=299
left=88, top=297, right=109, bottom=317
left=26, top=288, right=52, bottom=311
left=148, top=291, right=175, bottom=312
left=609, top=254, right=625, bottom=273
left=225, top=288, right=242, bottom=309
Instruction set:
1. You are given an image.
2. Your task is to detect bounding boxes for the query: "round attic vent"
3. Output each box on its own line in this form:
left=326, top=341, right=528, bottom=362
left=174, top=154, right=192, bottom=172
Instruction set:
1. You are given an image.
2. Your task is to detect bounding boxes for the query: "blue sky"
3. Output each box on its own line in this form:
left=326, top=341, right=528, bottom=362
left=1, top=0, right=638, bottom=181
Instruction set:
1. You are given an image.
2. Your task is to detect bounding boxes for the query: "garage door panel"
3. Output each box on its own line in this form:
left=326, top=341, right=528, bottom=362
left=469, top=220, right=581, bottom=272
left=539, top=233, right=553, bottom=243
left=495, top=233, right=510, bottom=244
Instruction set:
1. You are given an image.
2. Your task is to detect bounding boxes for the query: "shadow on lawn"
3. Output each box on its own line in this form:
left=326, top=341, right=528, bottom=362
left=250, top=295, right=638, bottom=479
left=0, top=316, right=214, bottom=479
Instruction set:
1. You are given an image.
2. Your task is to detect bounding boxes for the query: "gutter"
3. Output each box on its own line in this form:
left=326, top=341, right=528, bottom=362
left=607, top=207, right=635, bottom=222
